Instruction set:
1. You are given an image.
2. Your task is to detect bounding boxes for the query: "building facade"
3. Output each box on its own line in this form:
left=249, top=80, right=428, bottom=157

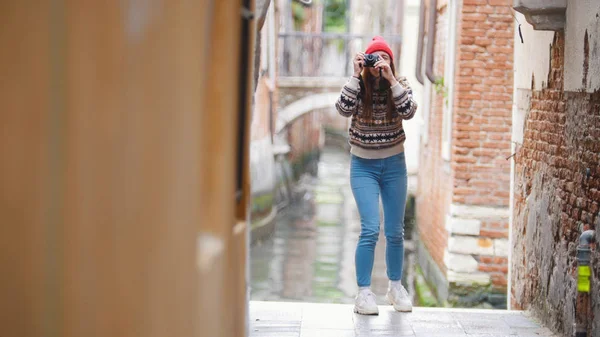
left=416, top=0, right=514, bottom=308
left=511, top=1, right=600, bottom=335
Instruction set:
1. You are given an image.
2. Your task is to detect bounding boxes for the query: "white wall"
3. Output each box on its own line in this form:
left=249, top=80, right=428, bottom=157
left=512, top=2, right=600, bottom=93
left=513, top=13, right=555, bottom=92
left=564, top=0, right=600, bottom=92
left=512, top=12, right=555, bottom=145
left=401, top=0, right=424, bottom=174
left=250, top=136, right=276, bottom=195
left=512, top=3, right=600, bottom=143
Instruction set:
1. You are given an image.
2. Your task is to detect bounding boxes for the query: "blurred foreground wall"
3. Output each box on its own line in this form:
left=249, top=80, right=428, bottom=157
left=0, top=1, right=255, bottom=337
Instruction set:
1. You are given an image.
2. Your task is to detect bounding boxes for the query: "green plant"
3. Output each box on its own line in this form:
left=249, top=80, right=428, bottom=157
left=414, top=265, right=440, bottom=307
left=433, top=76, right=449, bottom=106
left=323, top=0, right=347, bottom=32
left=251, top=193, right=274, bottom=214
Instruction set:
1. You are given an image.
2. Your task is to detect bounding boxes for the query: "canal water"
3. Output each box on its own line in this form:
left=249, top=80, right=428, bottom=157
left=250, top=146, right=415, bottom=305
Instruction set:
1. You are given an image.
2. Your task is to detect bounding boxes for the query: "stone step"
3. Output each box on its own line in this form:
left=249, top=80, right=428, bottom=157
left=249, top=301, right=558, bottom=337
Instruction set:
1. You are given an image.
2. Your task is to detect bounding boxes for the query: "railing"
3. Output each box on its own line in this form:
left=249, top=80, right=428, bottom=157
left=278, top=32, right=402, bottom=78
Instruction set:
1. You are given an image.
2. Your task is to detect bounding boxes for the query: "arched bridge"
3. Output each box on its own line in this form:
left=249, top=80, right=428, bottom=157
left=275, top=76, right=347, bottom=133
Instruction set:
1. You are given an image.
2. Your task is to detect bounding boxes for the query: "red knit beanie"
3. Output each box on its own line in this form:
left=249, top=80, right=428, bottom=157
left=365, top=36, right=394, bottom=60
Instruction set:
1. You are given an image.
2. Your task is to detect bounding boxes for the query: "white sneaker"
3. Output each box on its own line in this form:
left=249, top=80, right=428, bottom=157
left=353, top=289, right=379, bottom=315
left=386, top=281, right=413, bottom=312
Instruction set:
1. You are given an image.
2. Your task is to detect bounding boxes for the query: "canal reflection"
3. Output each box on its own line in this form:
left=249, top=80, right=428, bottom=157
left=250, top=146, right=414, bottom=305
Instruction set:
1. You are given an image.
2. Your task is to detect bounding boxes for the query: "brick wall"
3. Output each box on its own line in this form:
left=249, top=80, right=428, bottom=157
left=417, top=0, right=514, bottom=307
left=453, top=0, right=513, bottom=207
left=417, top=5, right=451, bottom=275
left=511, top=31, right=600, bottom=335
left=452, top=0, right=513, bottom=296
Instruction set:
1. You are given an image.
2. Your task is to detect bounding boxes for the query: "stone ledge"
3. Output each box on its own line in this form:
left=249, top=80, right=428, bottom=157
left=417, top=239, right=509, bottom=309
left=450, top=204, right=510, bottom=220
left=448, top=236, right=509, bottom=257
left=513, top=0, right=566, bottom=31
left=444, top=251, right=479, bottom=273
left=494, top=239, right=509, bottom=257
left=448, top=236, right=495, bottom=256
left=445, top=215, right=481, bottom=236
left=447, top=270, right=491, bottom=285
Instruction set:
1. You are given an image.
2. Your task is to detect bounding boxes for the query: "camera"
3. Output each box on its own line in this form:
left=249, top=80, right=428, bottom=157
left=363, top=53, right=380, bottom=67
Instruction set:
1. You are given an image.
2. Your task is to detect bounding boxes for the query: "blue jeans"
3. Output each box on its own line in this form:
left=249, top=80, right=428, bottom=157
left=350, top=153, right=408, bottom=287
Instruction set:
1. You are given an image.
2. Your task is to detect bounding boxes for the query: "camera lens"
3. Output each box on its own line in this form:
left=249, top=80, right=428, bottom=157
left=364, top=54, right=379, bottom=67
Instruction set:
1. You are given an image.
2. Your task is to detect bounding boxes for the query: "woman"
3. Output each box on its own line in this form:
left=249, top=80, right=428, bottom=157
left=335, top=36, right=417, bottom=315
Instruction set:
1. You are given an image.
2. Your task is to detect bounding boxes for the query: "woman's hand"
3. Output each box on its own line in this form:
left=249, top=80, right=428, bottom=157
left=374, top=60, right=398, bottom=86
left=353, top=52, right=365, bottom=77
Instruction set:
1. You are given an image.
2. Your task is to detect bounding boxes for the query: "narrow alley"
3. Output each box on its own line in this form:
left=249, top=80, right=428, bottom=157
left=250, top=146, right=415, bottom=305
left=249, top=147, right=556, bottom=337
left=3, top=1, right=599, bottom=337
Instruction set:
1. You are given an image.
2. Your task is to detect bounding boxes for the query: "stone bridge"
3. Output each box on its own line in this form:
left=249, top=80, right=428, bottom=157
left=274, top=75, right=418, bottom=195
left=275, top=76, right=347, bottom=133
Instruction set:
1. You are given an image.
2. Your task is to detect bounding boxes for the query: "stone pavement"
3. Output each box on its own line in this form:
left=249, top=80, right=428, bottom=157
left=249, top=301, right=558, bottom=337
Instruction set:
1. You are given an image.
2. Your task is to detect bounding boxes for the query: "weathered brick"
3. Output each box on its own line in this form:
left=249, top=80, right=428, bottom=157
left=455, top=140, right=481, bottom=148
left=488, top=0, right=511, bottom=6
left=472, top=149, right=498, bottom=157
left=512, top=31, right=600, bottom=333
left=488, top=46, right=513, bottom=54
left=495, top=23, right=511, bottom=32
left=462, top=20, right=476, bottom=29
left=463, top=0, right=487, bottom=4
left=473, top=68, right=491, bottom=77
left=455, top=156, right=478, bottom=163
left=495, top=38, right=510, bottom=46
left=463, top=5, right=477, bottom=13
left=475, top=38, right=493, bottom=46
left=493, top=54, right=508, bottom=62
left=459, top=93, right=484, bottom=100
left=493, top=190, right=511, bottom=199
left=477, top=6, right=495, bottom=14
left=487, top=14, right=514, bottom=22
left=463, top=29, right=487, bottom=37
left=475, top=21, right=494, bottom=30
left=461, top=37, right=475, bottom=45
left=491, top=69, right=506, bottom=77
left=460, top=52, right=475, bottom=60
left=484, top=77, right=508, bottom=85
left=491, top=273, right=508, bottom=287
left=488, top=30, right=513, bottom=38
left=484, top=222, right=509, bottom=230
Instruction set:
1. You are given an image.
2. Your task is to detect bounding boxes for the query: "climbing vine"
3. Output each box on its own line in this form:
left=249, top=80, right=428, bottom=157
left=433, top=76, right=449, bottom=106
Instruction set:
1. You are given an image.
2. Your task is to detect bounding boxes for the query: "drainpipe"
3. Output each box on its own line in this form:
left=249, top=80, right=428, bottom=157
left=415, top=0, right=426, bottom=85
left=425, top=0, right=437, bottom=83
left=575, top=229, right=596, bottom=337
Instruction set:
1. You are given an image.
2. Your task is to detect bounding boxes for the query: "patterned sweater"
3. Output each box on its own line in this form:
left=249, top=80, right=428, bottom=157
left=335, top=76, right=417, bottom=159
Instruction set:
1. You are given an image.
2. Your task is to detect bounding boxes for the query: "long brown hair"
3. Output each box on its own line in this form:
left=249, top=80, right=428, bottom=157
left=358, top=60, right=396, bottom=122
